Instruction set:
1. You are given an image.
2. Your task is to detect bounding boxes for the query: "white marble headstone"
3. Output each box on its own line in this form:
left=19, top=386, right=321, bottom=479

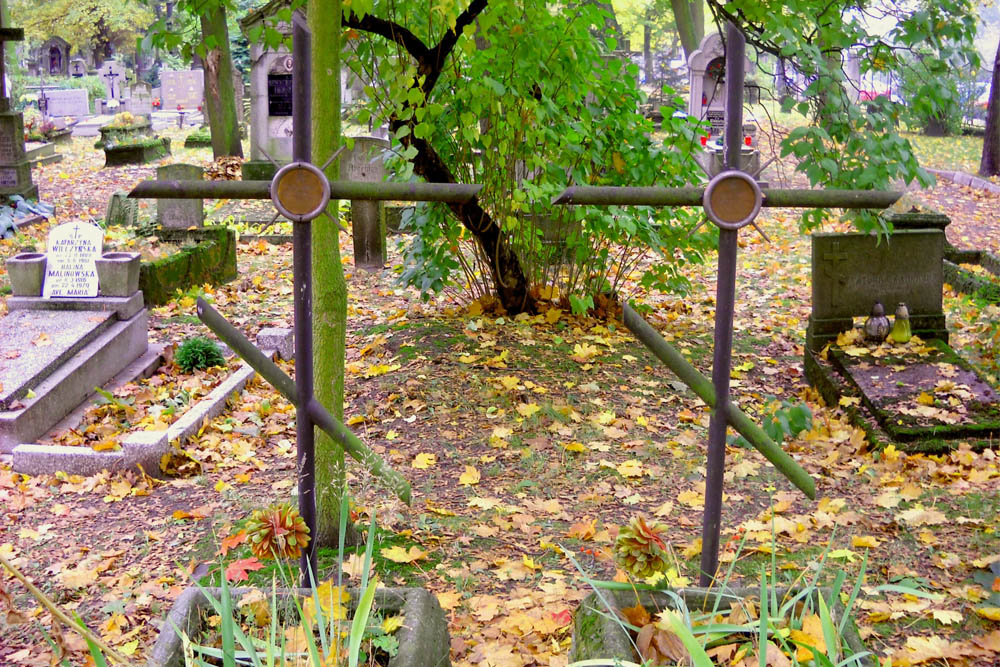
left=100, top=61, right=126, bottom=101
left=42, top=221, right=102, bottom=299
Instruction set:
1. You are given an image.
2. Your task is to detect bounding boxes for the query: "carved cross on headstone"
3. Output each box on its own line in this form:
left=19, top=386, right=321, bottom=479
left=103, top=63, right=122, bottom=100
left=129, top=11, right=482, bottom=586
left=555, top=22, right=901, bottom=585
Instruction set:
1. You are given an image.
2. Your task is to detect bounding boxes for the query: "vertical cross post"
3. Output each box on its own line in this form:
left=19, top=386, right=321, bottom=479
left=290, top=13, right=317, bottom=584
left=699, top=21, right=746, bottom=587
left=0, top=11, right=25, bottom=103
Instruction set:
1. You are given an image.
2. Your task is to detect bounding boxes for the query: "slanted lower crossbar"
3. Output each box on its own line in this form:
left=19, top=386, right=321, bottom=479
left=623, top=304, right=816, bottom=500
left=195, top=297, right=413, bottom=505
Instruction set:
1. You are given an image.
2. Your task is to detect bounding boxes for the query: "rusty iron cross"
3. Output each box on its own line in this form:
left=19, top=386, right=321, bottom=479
left=554, top=23, right=900, bottom=585
left=129, top=12, right=482, bottom=584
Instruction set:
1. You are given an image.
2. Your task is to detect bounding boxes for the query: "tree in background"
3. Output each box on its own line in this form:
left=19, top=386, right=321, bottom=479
left=308, top=0, right=350, bottom=548
left=980, top=39, right=1000, bottom=176
left=670, top=0, right=703, bottom=59
left=12, top=0, right=152, bottom=61
left=705, top=0, right=978, bottom=229
left=145, top=0, right=243, bottom=158
left=196, top=0, right=243, bottom=158
left=345, top=0, right=709, bottom=315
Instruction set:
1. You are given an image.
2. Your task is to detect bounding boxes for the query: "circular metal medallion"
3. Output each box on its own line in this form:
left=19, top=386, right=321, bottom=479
left=271, top=162, right=330, bottom=223
left=702, top=170, right=763, bottom=230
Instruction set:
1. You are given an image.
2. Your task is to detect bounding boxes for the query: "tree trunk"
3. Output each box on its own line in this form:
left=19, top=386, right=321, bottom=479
left=308, top=0, right=351, bottom=548
left=671, top=0, right=704, bottom=60
left=643, top=8, right=653, bottom=83
left=199, top=3, right=243, bottom=158
left=347, top=2, right=536, bottom=314
left=980, top=39, right=1000, bottom=176
left=776, top=56, right=790, bottom=102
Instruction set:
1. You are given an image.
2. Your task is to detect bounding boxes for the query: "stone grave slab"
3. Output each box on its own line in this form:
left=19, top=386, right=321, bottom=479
left=807, top=230, right=948, bottom=351
left=822, top=338, right=1000, bottom=451
left=0, top=309, right=115, bottom=409
left=156, top=163, right=205, bottom=228
left=160, top=69, right=204, bottom=109
left=45, top=88, right=90, bottom=117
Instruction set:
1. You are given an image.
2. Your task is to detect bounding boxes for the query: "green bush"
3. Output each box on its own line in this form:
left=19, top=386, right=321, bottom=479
left=175, top=336, right=226, bottom=372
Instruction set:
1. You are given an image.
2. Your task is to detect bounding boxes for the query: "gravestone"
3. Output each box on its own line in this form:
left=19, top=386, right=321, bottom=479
left=124, top=81, right=153, bottom=115
left=44, top=88, right=90, bottom=117
left=805, top=229, right=948, bottom=352
left=156, top=164, right=205, bottom=228
left=240, top=3, right=294, bottom=179
left=98, top=60, right=125, bottom=114
left=341, top=136, right=390, bottom=269
left=160, top=69, right=204, bottom=109
left=0, top=17, right=38, bottom=199
left=105, top=191, right=138, bottom=227
left=686, top=32, right=760, bottom=176
left=42, top=221, right=102, bottom=298
left=0, top=222, right=151, bottom=452
left=69, top=58, right=86, bottom=78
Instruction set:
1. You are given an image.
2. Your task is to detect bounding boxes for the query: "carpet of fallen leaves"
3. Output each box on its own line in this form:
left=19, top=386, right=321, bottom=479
left=1, top=126, right=999, bottom=666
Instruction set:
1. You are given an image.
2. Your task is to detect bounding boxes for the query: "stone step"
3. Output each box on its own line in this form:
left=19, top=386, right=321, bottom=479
left=0, top=308, right=149, bottom=453
left=28, top=153, right=63, bottom=168
left=0, top=309, right=118, bottom=409
left=25, top=142, right=55, bottom=159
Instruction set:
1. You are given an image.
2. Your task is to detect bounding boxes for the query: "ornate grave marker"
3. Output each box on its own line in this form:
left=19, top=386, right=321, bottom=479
left=130, top=12, right=482, bottom=584
left=555, top=23, right=900, bottom=584
left=42, top=221, right=102, bottom=298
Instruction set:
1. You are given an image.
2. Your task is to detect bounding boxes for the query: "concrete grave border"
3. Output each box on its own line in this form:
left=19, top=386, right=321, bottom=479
left=148, top=585, right=451, bottom=667
left=11, top=329, right=292, bottom=478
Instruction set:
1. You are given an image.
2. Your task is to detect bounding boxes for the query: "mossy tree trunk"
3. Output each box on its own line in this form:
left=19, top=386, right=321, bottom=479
left=198, top=0, right=243, bottom=159
left=308, top=0, right=348, bottom=548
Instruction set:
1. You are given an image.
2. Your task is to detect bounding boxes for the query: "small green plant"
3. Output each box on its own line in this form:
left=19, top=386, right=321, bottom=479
left=733, top=398, right=812, bottom=450
left=176, top=336, right=226, bottom=373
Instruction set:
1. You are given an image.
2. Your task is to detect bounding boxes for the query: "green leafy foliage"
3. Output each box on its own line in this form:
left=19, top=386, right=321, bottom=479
left=175, top=336, right=226, bottom=373
left=734, top=399, right=812, bottom=449
left=709, top=0, right=979, bottom=232
left=347, top=0, right=710, bottom=309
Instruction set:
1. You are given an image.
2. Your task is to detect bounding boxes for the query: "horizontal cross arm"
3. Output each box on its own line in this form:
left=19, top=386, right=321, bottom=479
left=129, top=179, right=483, bottom=203
left=554, top=185, right=902, bottom=209
left=622, top=304, right=816, bottom=500
left=0, top=28, right=24, bottom=41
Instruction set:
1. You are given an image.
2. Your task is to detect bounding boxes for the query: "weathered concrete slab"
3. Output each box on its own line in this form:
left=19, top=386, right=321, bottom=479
left=805, top=339, right=1000, bottom=453
left=6, top=291, right=145, bottom=320
left=0, top=310, right=115, bottom=409
left=0, top=309, right=149, bottom=452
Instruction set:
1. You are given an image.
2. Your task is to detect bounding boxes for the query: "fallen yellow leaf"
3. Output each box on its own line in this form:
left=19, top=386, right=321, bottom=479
left=458, top=466, right=480, bottom=486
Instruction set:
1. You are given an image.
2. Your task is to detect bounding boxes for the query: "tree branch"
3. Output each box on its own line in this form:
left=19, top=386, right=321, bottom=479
left=423, top=0, right=489, bottom=93
left=343, top=10, right=430, bottom=64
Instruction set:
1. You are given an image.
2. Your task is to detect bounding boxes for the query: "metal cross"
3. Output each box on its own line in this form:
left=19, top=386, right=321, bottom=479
left=129, top=12, right=482, bottom=585
left=0, top=13, right=24, bottom=102
left=103, top=64, right=121, bottom=100
left=554, top=23, right=901, bottom=585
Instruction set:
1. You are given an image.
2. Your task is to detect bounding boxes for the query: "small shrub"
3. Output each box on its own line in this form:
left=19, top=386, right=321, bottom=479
left=175, top=336, right=225, bottom=372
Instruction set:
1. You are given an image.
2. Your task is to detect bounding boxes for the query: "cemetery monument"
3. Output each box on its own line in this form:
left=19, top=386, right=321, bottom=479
left=1, top=221, right=149, bottom=452
left=0, top=14, right=37, bottom=199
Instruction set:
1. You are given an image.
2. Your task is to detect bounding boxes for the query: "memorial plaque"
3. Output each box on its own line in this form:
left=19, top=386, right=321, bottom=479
left=0, top=168, right=18, bottom=187
left=42, top=221, right=103, bottom=299
left=707, top=110, right=725, bottom=137
left=267, top=74, right=293, bottom=116
left=0, top=134, right=14, bottom=162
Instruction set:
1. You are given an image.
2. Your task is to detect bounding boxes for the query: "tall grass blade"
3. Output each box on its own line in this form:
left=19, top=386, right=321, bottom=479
left=348, top=578, right=378, bottom=667
left=759, top=566, right=769, bottom=667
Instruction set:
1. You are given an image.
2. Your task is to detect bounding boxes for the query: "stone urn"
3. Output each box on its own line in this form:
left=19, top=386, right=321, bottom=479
left=5, top=252, right=47, bottom=296
left=95, top=252, right=141, bottom=297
